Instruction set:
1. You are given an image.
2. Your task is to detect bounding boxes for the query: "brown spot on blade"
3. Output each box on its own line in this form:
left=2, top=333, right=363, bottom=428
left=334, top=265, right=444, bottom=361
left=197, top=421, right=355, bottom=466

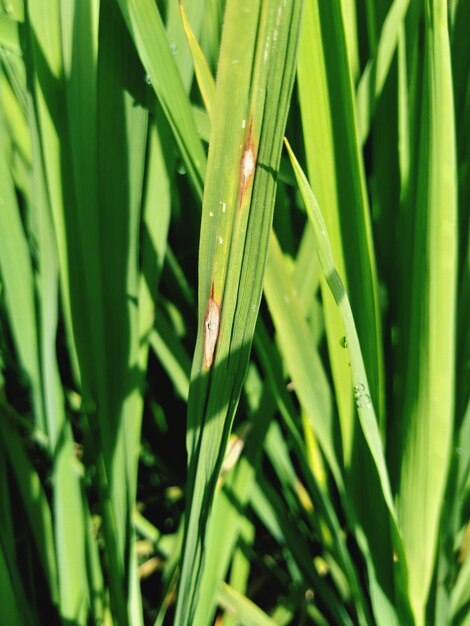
left=203, top=290, right=220, bottom=369
left=239, top=118, right=256, bottom=206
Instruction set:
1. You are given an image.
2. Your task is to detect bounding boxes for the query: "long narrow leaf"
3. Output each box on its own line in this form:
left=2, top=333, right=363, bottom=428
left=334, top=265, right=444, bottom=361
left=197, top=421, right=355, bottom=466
left=175, top=1, right=304, bottom=623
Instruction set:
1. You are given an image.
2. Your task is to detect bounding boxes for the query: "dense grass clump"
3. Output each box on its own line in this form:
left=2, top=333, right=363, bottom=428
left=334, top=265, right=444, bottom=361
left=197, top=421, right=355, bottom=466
left=0, top=1, right=468, bottom=625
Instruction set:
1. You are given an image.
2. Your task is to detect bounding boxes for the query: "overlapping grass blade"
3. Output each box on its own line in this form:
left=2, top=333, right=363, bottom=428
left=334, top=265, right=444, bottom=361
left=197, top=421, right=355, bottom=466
left=284, top=137, right=411, bottom=624
left=396, top=3, right=458, bottom=624
left=264, top=232, right=339, bottom=484
left=0, top=114, right=44, bottom=431
left=165, top=0, right=205, bottom=92
left=356, top=0, right=411, bottom=145
left=179, top=0, right=215, bottom=118
left=217, top=582, right=279, bottom=626
left=31, top=101, right=90, bottom=624
left=250, top=476, right=356, bottom=626
left=175, top=1, right=304, bottom=623
left=297, top=0, right=382, bottom=477
left=0, top=14, right=21, bottom=54
left=25, top=2, right=152, bottom=622
left=296, top=5, right=404, bottom=622
left=192, top=392, right=275, bottom=626
left=0, top=407, right=59, bottom=604
left=2, top=38, right=92, bottom=622
left=116, top=0, right=206, bottom=197
left=0, top=0, right=467, bottom=623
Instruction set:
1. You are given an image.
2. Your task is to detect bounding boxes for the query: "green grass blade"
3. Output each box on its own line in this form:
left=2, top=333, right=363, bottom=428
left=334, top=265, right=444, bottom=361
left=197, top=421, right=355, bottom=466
left=30, top=102, right=90, bottom=623
left=0, top=542, right=33, bottom=625
left=0, top=14, right=21, bottom=54
left=116, top=0, right=206, bottom=198
left=356, top=0, right=410, bottom=145
left=250, top=476, right=356, bottom=626
left=451, top=530, right=470, bottom=625
left=217, top=583, right=279, bottom=626
left=264, top=232, right=339, bottom=485
left=139, top=114, right=172, bottom=321
left=165, top=0, right=205, bottom=92
left=284, top=138, right=411, bottom=623
left=396, top=3, right=458, bottom=624
left=297, top=0, right=382, bottom=474
left=0, top=113, right=43, bottom=435
left=199, top=0, right=224, bottom=73
left=175, top=1, right=304, bottom=623
left=0, top=407, right=59, bottom=604
left=192, top=392, right=275, bottom=626
left=149, top=315, right=191, bottom=401
left=179, top=0, right=215, bottom=118
left=222, top=516, right=255, bottom=626
left=0, top=443, right=37, bottom=626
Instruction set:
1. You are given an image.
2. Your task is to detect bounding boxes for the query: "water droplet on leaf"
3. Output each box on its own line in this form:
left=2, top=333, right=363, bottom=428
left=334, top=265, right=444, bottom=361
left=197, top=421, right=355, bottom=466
left=354, top=383, right=365, bottom=396
left=355, top=393, right=371, bottom=409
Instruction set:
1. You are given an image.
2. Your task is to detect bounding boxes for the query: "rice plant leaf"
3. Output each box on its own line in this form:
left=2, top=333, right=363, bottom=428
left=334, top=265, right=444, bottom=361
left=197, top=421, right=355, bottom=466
left=0, top=117, right=44, bottom=430
left=217, top=583, right=279, bottom=626
left=175, top=1, right=304, bottom=623
left=0, top=64, right=30, bottom=175
left=149, top=315, right=191, bottom=401
left=138, top=113, right=173, bottom=342
left=0, top=541, right=30, bottom=626
left=264, top=232, right=339, bottom=485
left=296, top=9, right=406, bottom=620
left=250, top=477, right=356, bottom=626
left=254, top=320, right=374, bottom=625
left=356, top=0, right=411, bottom=145
left=0, top=14, right=21, bottom=54
left=284, top=135, right=405, bottom=567
left=166, top=0, right=206, bottom=92
left=297, top=0, right=383, bottom=473
left=222, top=517, right=255, bottom=626
left=29, top=94, right=90, bottom=624
left=96, top=5, right=149, bottom=623
left=451, top=536, right=470, bottom=625
left=26, top=2, right=150, bottom=622
left=0, top=445, right=37, bottom=626
left=116, top=0, right=206, bottom=197
left=0, top=407, right=59, bottom=604
left=396, top=3, right=458, bottom=623
left=192, top=392, right=275, bottom=626
left=179, top=0, right=215, bottom=118
left=199, top=0, right=224, bottom=74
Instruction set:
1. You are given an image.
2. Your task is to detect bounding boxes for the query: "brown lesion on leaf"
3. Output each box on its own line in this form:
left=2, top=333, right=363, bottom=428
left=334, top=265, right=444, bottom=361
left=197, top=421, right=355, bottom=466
left=203, top=282, right=220, bottom=370
left=239, top=117, right=256, bottom=207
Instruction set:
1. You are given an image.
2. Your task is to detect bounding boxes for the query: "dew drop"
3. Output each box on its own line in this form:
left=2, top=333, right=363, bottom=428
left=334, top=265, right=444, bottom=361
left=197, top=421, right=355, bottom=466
left=340, top=336, right=348, bottom=348
left=218, top=236, right=223, bottom=245
left=456, top=447, right=463, bottom=456
left=170, top=43, right=178, bottom=54
left=241, top=119, right=246, bottom=129
left=209, top=211, right=214, bottom=217
left=144, top=73, right=152, bottom=85
left=355, top=393, right=371, bottom=409
left=354, top=383, right=365, bottom=396
left=177, top=163, right=186, bottom=175
left=220, top=201, right=226, bottom=213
